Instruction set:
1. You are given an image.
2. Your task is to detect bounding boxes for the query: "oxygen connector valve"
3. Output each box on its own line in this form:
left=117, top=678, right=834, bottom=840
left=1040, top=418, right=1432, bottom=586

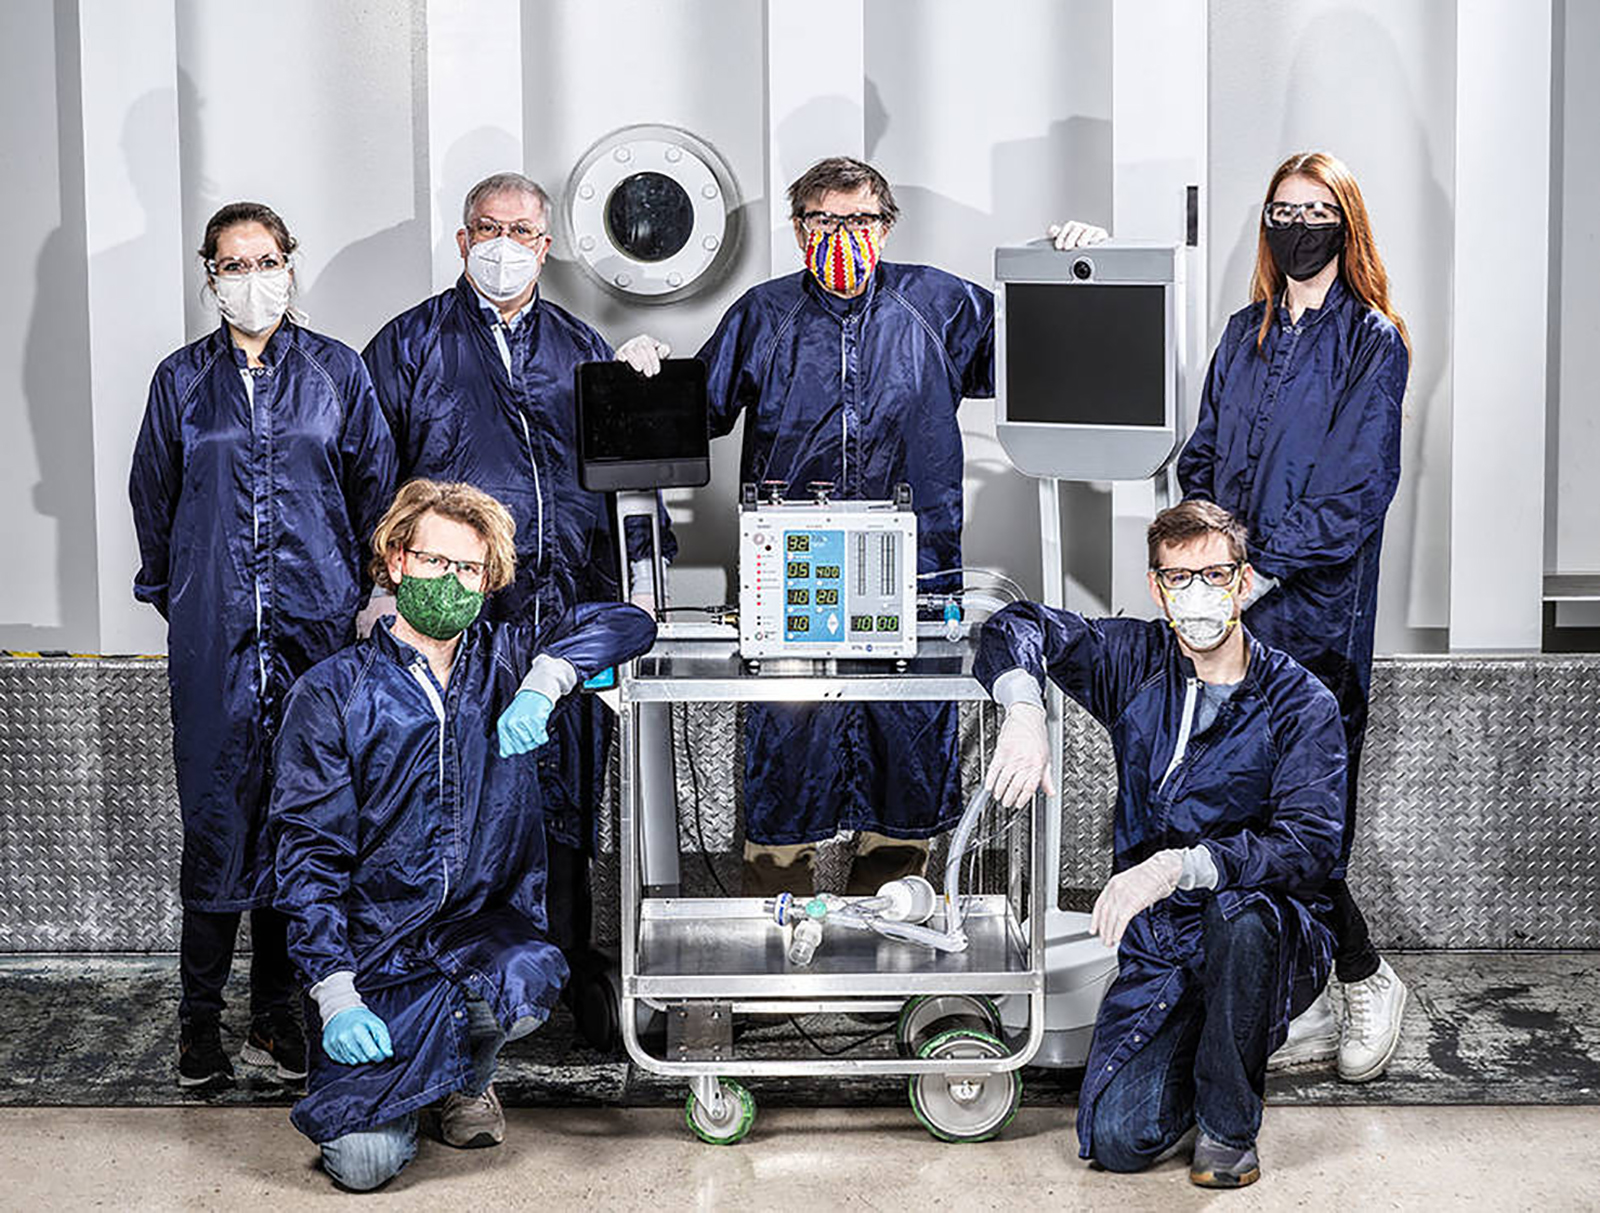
left=766, top=893, right=830, bottom=965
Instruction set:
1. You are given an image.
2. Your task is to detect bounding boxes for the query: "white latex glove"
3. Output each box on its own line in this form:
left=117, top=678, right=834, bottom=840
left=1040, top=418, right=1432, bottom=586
left=1238, top=572, right=1280, bottom=612
left=355, top=590, right=396, bottom=640
left=1091, top=849, right=1184, bottom=949
left=629, top=591, right=657, bottom=617
left=1047, top=219, right=1110, bottom=250
left=984, top=703, right=1055, bottom=808
left=615, top=334, right=670, bottom=377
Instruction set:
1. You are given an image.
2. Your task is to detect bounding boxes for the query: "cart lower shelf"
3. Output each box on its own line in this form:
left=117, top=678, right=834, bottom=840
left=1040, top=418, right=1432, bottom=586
left=630, top=895, right=1036, bottom=999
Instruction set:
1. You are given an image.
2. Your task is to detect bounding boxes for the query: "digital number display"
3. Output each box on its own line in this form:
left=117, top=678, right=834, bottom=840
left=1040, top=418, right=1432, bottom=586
left=815, top=565, right=840, bottom=579
left=786, top=534, right=811, bottom=553
left=816, top=588, right=839, bottom=606
left=786, top=562, right=810, bottom=579
left=851, top=615, right=874, bottom=632
left=876, top=615, right=900, bottom=632
left=787, top=615, right=809, bottom=633
left=787, top=588, right=809, bottom=606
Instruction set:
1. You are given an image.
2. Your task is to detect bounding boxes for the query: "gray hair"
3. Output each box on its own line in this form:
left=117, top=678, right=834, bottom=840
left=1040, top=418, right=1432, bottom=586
left=787, top=157, right=899, bottom=226
left=461, top=172, right=552, bottom=228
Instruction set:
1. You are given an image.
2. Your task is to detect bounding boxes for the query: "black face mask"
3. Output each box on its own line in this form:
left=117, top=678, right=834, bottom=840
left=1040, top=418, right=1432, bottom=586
left=1265, top=222, right=1346, bottom=282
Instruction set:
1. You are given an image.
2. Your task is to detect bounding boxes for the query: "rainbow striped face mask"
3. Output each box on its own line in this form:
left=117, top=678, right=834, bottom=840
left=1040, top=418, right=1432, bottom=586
left=806, top=225, right=881, bottom=295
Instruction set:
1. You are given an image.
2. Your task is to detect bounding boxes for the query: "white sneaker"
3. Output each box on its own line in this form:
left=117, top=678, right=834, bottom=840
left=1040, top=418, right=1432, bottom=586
left=1268, top=986, right=1340, bottom=1070
left=439, top=1083, right=505, bottom=1148
left=1338, top=958, right=1408, bottom=1083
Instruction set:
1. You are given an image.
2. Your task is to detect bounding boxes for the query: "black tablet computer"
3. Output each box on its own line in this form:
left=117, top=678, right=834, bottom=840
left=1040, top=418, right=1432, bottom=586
left=575, top=357, right=711, bottom=492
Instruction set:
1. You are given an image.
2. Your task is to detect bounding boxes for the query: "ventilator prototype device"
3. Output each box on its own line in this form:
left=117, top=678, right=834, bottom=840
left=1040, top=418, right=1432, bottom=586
left=737, top=483, right=918, bottom=659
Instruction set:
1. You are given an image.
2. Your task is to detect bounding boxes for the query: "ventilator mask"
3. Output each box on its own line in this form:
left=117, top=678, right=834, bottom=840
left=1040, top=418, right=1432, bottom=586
left=806, top=226, right=881, bottom=295
left=1265, top=222, right=1346, bottom=282
left=1161, top=579, right=1240, bottom=652
left=394, top=571, right=485, bottom=641
left=214, top=267, right=293, bottom=337
left=467, top=234, right=542, bottom=302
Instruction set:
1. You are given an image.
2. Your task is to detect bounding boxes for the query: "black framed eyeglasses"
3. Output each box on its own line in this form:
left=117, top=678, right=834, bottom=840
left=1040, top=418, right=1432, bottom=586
left=1153, top=562, right=1241, bottom=591
left=1263, top=200, right=1343, bottom=230
left=405, top=548, right=487, bottom=582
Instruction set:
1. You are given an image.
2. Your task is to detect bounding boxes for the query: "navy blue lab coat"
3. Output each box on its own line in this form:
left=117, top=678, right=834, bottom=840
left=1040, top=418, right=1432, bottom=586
left=698, top=263, right=994, bottom=843
left=362, top=277, right=673, bottom=849
left=130, top=320, right=396, bottom=911
left=1178, top=279, right=1407, bottom=864
left=975, top=605, right=1346, bottom=1158
left=271, top=603, right=656, bottom=1143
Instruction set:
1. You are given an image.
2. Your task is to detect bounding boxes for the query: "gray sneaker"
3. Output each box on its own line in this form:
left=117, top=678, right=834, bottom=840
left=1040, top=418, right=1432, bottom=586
left=1190, top=1132, right=1260, bottom=1188
left=439, top=1083, right=505, bottom=1149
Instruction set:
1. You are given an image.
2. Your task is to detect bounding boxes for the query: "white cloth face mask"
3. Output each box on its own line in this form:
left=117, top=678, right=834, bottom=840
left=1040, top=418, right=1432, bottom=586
left=214, top=267, right=293, bottom=337
left=467, top=235, right=541, bottom=302
left=1163, top=580, right=1238, bottom=652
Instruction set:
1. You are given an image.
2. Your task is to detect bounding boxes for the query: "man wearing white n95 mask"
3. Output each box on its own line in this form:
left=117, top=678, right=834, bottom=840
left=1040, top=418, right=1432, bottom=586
left=975, top=500, right=1347, bottom=1190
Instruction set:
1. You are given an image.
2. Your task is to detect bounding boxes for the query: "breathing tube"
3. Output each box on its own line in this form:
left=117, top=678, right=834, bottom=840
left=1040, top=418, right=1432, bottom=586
left=765, top=782, right=993, bottom=963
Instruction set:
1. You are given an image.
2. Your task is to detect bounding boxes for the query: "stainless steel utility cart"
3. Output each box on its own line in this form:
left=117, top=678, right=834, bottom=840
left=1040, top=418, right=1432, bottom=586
left=615, top=633, right=1047, bottom=1144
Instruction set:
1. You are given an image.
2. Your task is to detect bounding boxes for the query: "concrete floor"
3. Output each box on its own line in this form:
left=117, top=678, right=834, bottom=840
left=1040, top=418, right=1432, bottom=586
left=2, top=1105, right=1596, bottom=1210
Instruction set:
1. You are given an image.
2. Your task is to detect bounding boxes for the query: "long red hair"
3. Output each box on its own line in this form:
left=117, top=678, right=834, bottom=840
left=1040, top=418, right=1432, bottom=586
left=1251, top=151, right=1409, bottom=355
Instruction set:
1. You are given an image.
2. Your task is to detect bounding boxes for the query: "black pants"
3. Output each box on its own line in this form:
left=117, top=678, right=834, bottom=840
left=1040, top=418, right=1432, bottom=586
left=545, top=838, right=595, bottom=968
left=178, top=906, right=295, bottom=1024
left=1328, top=733, right=1380, bottom=984
left=1091, top=899, right=1279, bottom=1168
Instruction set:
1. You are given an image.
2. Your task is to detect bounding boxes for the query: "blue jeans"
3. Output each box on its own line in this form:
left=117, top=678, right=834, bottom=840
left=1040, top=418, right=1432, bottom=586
left=1091, top=898, right=1279, bottom=1172
left=320, top=996, right=516, bottom=1192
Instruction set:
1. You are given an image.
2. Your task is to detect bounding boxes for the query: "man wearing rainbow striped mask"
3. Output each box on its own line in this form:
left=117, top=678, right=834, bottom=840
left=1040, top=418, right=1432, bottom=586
left=618, top=156, right=1105, bottom=897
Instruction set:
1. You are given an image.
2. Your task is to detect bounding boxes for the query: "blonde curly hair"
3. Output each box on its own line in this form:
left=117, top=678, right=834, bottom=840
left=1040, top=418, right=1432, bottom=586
left=369, top=479, right=518, bottom=593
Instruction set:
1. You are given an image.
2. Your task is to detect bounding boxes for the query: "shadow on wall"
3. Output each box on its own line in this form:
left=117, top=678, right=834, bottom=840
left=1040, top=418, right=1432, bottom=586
left=879, top=109, right=1114, bottom=604
left=297, top=88, right=438, bottom=351
left=12, top=3, right=98, bottom=653
left=1210, top=8, right=1452, bottom=652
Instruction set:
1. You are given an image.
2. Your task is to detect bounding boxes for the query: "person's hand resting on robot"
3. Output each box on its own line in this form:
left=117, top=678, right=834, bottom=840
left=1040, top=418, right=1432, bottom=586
left=1046, top=219, right=1111, bottom=250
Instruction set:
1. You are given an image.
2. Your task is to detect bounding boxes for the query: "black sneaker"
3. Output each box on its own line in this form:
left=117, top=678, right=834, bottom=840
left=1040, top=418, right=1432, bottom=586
left=240, top=1008, right=308, bottom=1082
left=178, top=1018, right=235, bottom=1090
left=1189, top=1132, right=1261, bottom=1188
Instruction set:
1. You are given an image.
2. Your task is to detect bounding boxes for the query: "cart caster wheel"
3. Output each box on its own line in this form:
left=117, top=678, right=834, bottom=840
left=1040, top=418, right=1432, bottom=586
left=685, top=1079, right=756, bottom=1145
left=907, top=1029, right=1021, bottom=1143
left=896, top=994, right=1003, bottom=1058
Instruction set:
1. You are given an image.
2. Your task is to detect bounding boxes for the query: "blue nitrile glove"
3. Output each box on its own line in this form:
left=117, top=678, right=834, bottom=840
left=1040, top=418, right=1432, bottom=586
left=497, top=689, right=554, bottom=756
left=323, top=1007, right=393, bottom=1066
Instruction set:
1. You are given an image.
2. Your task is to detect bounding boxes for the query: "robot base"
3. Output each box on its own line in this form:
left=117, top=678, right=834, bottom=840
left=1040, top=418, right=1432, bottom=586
left=999, top=909, right=1117, bottom=1069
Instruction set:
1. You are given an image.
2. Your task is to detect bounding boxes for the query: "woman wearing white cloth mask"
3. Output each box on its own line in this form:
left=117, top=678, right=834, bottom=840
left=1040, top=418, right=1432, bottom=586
left=130, top=202, right=396, bottom=1092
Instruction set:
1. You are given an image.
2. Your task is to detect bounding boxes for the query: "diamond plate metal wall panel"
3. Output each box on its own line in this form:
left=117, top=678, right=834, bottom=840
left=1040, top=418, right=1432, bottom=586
left=4, top=656, right=1598, bottom=952
left=0, top=659, right=182, bottom=951
left=1056, top=658, right=1600, bottom=948
left=1349, top=659, right=1600, bottom=949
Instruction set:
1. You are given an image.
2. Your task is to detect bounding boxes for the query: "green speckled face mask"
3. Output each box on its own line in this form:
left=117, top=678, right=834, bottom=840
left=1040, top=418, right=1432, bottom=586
left=394, top=571, right=484, bottom=640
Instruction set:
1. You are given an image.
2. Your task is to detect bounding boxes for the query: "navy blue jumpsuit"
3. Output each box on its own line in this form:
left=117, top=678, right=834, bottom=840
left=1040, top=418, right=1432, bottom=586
left=1178, top=277, right=1407, bottom=978
left=698, top=262, right=994, bottom=844
left=975, top=605, right=1347, bottom=1158
left=362, top=278, right=673, bottom=859
left=130, top=320, right=397, bottom=912
left=272, top=604, right=655, bottom=1144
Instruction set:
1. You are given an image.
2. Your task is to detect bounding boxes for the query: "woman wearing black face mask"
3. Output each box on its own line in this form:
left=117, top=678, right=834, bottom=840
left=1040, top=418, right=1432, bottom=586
left=1176, top=152, right=1411, bottom=1085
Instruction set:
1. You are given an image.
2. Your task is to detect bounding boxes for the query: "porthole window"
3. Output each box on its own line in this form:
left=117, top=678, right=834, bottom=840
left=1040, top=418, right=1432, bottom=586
left=566, top=125, right=740, bottom=302
left=606, top=172, right=695, bottom=263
